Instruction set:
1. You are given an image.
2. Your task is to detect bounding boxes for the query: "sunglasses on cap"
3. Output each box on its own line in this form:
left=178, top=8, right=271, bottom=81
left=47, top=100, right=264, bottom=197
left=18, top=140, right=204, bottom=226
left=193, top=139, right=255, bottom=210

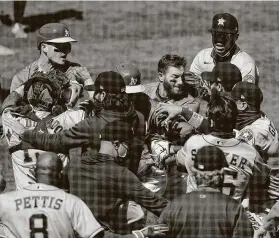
left=43, top=42, right=72, bottom=54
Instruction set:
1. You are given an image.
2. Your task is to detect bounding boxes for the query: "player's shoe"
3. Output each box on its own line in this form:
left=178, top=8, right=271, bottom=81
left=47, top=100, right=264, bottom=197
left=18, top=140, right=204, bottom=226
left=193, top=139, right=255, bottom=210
left=11, top=23, right=27, bottom=38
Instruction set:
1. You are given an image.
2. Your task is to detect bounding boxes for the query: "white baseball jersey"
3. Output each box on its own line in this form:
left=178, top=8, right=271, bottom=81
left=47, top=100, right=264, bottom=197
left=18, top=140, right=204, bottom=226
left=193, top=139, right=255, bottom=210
left=235, top=115, right=279, bottom=160
left=190, top=47, right=259, bottom=84
left=0, top=183, right=103, bottom=238
left=177, top=134, right=265, bottom=202
left=2, top=109, right=85, bottom=190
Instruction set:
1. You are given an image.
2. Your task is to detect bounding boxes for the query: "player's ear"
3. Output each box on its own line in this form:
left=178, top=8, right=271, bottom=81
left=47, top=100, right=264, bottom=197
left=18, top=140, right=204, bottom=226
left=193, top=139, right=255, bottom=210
left=236, top=100, right=248, bottom=111
left=234, top=33, right=239, bottom=41
left=158, top=72, right=164, bottom=83
left=41, top=43, right=48, bottom=53
left=99, top=91, right=106, bottom=101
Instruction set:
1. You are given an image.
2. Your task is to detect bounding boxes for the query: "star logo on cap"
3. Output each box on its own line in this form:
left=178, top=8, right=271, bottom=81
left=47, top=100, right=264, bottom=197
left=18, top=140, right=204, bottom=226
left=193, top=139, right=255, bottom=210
left=65, top=29, right=70, bottom=37
left=218, top=17, right=226, bottom=26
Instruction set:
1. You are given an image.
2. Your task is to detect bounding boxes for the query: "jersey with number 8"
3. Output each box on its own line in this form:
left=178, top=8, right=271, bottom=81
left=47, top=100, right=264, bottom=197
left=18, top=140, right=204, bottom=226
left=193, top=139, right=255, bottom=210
left=2, top=109, right=85, bottom=190
left=0, top=183, right=103, bottom=237
left=177, top=134, right=268, bottom=202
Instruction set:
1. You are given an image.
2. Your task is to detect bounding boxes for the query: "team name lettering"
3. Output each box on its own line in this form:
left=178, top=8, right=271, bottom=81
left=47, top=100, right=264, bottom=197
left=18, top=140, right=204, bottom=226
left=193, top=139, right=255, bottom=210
left=15, top=196, right=63, bottom=211
left=224, top=153, right=248, bottom=170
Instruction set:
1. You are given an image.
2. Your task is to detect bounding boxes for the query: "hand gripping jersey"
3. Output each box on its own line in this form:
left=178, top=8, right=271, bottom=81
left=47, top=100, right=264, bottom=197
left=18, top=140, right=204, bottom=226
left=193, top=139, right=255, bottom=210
left=190, top=46, right=259, bottom=85
left=0, top=183, right=103, bottom=238
left=2, top=108, right=85, bottom=189
left=177, top=134, right=268, bottom=202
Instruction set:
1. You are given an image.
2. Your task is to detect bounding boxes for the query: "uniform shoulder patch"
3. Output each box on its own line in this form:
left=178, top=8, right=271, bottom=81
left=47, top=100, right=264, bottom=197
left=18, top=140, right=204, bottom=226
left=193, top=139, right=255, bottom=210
left=237, top=128, right=254, bottom=142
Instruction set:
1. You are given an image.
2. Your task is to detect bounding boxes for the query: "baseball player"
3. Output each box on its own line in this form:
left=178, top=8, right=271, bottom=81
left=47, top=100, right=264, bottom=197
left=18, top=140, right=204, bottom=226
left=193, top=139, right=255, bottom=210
left=113, top=63, right=151, bottom=123
left=10, top=22, right=94, bottom=108
left=0, top=151, right=168, bottom=238
left=72, top=120, right=169, bottom=234
left=158, top=146, right=254, bottom=238
left=231, top=82, right=279, bottom=160
left=2, top=70, right=85, bottom=190
left=140, top=54, right=199, bottom=198
left=0, top=151, right=104, bottom=237
left=176, top=94, right=270, bottom=211
left=190, top=13, right=259, bottom=85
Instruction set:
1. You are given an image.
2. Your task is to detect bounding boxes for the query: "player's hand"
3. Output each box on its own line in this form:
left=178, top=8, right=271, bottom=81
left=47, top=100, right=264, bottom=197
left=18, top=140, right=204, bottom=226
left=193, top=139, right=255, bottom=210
left=132, top=224, right=169, bottom=238
left=156, top=103, right=182, bottom=131
left=2, top=116, right=26, bottom=137
left=78, top=100, right=94, bottom=111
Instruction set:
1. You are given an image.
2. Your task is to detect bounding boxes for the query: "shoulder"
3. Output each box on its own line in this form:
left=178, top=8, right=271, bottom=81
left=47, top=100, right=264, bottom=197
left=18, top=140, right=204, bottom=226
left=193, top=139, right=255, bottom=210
left=233, top=48, right=256, bottom=64
left=12, top=61, right=38, bottom=83
left=65, top=60, right=82, bottom=68
left=194, top=47, right=212, bottom=57
left=143, top=81, right=159, bottom=100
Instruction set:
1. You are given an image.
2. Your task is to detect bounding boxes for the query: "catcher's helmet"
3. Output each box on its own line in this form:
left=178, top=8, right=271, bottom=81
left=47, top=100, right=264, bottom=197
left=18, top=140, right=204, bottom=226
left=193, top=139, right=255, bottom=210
left=36, top=23, right=77, bottom=50
left=113, top=63, right=145, bottom=94
left=23, top=70, right=71, bottom=111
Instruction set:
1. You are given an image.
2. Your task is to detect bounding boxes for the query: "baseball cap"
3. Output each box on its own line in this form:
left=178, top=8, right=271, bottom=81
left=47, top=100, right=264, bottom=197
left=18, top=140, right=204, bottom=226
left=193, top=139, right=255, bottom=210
left=209, top=13, right=238, bottom=34
left=194, top=146, right=228, bottom=171
left=100, top=120, right=134, bottom=142
left=202, top=62, right=242, bottom=92
left=113, top=63, right=145, bottom=94
left=231, top=81, right=263, bottom=108
left=84, top=71, right=126, bottom=94
left=37, top=23, right=77, bottom=49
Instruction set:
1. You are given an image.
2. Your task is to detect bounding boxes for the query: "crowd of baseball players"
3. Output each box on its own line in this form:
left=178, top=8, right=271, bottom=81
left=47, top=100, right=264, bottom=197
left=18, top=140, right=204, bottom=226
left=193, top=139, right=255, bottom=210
left=0, top=12, right=278, bottom=238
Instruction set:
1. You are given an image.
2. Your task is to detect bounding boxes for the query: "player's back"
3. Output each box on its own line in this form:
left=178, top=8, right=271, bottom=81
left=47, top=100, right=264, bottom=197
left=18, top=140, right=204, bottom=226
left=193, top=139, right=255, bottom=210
left=0, top=183, right=83, bottom=238
left=177, top=134, right=261, bottom=201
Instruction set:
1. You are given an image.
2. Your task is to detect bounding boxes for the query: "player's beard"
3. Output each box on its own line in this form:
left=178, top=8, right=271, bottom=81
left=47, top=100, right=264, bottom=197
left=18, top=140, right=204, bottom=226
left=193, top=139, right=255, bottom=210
left=163, top=81, right=185, bottom=101
left=236, top=110, right=262, bottom=130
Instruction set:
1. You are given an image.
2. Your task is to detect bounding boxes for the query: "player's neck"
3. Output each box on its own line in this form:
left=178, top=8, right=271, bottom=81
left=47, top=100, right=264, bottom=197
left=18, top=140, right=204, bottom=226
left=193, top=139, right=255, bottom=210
left=36, top=177, right=58, bottom=187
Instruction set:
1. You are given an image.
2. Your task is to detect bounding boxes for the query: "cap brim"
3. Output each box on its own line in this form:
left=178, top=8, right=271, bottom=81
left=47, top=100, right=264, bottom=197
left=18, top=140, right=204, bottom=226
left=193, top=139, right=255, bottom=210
left=209, top=28, right=237, bottom=34
left=125, top=84, right=145, bottom=94
left=84, top=84, right=96, bottom=91
left=201, top=71, right=214, bottom=82
left=45, top=37, right=77, bottom=43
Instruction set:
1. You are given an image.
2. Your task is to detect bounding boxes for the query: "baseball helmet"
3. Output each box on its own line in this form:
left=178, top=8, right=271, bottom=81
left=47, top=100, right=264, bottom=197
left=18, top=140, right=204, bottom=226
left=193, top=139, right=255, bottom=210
left=113, top=63, right=145, bottom=94
left=36, top=23, right=77, bottom=50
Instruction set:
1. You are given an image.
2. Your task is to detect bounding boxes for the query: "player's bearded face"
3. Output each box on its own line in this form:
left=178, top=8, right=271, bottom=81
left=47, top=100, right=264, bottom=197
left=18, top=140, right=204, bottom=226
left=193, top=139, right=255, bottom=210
left=212, top=31, right=236, bottom=56
left=44, top=42, right=71, bottom=65
left=162, top=66, right=185, bottom=99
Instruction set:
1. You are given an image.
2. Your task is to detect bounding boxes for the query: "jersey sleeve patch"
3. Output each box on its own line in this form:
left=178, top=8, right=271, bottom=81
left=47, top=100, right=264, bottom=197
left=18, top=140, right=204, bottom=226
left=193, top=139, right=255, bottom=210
left=243, top=74, right=255, bottom=84
left=237, top=128, right=254, bottom=143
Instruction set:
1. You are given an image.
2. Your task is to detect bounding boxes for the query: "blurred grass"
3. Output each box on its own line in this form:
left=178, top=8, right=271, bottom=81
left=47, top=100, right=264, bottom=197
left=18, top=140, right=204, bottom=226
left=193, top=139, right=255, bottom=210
left=0, top=1, right=279, bottom=191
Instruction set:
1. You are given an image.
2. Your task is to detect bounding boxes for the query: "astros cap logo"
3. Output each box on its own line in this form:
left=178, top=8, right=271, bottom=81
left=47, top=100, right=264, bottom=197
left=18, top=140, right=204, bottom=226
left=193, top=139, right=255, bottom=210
left=218, top=17, right=226, bottom=26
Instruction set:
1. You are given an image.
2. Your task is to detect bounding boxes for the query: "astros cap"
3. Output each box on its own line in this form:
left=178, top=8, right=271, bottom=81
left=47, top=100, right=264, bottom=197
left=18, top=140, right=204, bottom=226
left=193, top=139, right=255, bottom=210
left=231, top=81, right=263, bottom=109
left=100, top=120, right=134, bottom=143
left=37, top=23, right=77, bottom=49
left=113, top=63, right=145, bottom=94
left=209, top=13, right=238, bottom=34
left=194, top=146, right=228, bottom=171
left=84, top=71, right=126, bottom=94
left=202, top=62, right=242, bottom=92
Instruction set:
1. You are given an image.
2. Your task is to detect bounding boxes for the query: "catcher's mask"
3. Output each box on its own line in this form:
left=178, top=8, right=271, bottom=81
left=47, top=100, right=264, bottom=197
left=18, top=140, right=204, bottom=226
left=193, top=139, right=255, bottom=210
left=23, top=72, right=71, bottom=112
